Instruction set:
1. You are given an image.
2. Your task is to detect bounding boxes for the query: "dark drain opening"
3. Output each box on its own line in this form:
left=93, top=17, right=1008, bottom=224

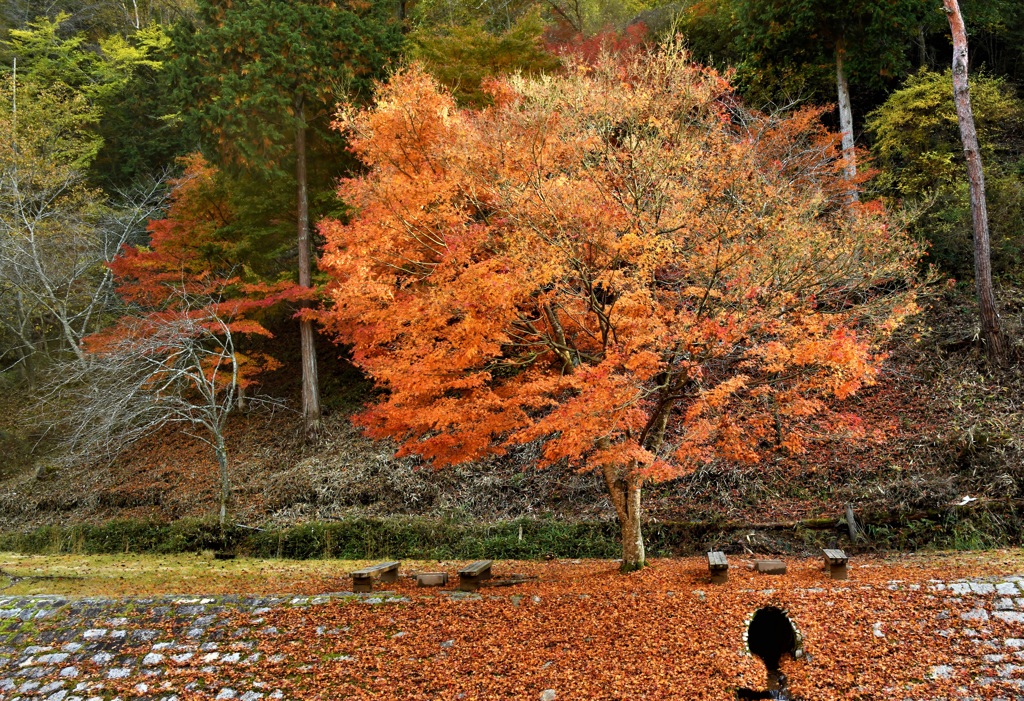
left=736, top=607, right=800, bottom=701
left=748, top=606, right=797, bottom=671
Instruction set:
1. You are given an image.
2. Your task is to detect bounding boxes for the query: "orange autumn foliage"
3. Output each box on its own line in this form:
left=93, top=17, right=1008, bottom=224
left=110, top=154, right=305, bottom=314
left=319, top=45, right=921, bottom=566
left=91, top=154, right=305, bottom=388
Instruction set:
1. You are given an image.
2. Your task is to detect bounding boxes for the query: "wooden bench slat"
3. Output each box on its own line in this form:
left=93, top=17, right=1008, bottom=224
left=707, top=551, right=728, bottom=569
left=822, top=549, right=848, bottom=562
left=822, top=549, right=849, bottom=580
left=707, top=551, right=728, bottom=584
left=457, top=560, right=493, bottom=591
left=459, top=560, right=493, bottom=576
left=351, top=561, right=401, bottom=592
left=351, top=561, right=400, bottom=577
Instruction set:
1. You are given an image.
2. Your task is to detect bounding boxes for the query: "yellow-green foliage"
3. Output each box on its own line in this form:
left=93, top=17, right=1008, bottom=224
left=868, top=69, right=1023, bottom=198
left=2, top=15, right=171, bottom=170
left=4, top=14, right=169, bottom=104
left=409, top=12, right=560, bottom=107
left=1, top=82, right=102, bottom=170
left=575, top=0, right=663, bottom=33
left=867, top=70, right=1024, bottom=278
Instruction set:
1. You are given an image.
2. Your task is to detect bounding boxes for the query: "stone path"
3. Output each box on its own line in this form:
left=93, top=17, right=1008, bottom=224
left=934, top=575, right=1024, bottom=696
left=0, top=575, right=1023, bottom=699
left=0, top=592, right=408, bottom=700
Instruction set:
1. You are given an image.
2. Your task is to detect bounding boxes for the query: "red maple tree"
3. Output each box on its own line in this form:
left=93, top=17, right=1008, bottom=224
left=108, top=153, right=306, bottom=333
left=319, top=45, right=921, bottom=570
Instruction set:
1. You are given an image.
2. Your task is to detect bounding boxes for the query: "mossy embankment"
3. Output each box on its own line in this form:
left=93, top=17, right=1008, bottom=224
left=1, top=505, right=1020, bottom=562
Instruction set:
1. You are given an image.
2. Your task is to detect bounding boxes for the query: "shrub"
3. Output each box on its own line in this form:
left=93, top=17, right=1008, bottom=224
left=867, top=69, right=1024, bottom=280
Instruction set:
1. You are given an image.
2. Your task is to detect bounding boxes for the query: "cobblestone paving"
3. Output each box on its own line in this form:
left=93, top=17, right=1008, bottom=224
left=0, top=591, right=409, bottom=700
left=931, top=574, right=1024, bottom=698
left=0, top=575, right=1023, bottom=700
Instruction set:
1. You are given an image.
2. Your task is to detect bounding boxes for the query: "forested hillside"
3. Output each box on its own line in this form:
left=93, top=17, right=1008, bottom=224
left=1, top=0, right=1022, bottom=558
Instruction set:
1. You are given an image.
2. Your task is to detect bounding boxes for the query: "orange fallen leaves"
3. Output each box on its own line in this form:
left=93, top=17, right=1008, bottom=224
left=260, top=557, right=1017, bottom=699
left=91, top=556, right=1017, bottom=700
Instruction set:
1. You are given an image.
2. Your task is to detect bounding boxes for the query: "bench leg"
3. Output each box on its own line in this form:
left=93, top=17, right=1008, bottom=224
left=710, top=570, right=728, bottom=585
left=458, top=576, right=481, bottom=592
left=380, top=569, right=399, bottom=584
left=353, top=576, right=373, bottom=593
left=828, top=563, right=848, bottom=580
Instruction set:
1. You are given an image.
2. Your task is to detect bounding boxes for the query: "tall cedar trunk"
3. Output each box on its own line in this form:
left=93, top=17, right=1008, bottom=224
left=601, top=463, right=646, bottom=571
left=296, top=99, right=323, bottom=437
left=215, top=436, right=229, bottom=534
left=944, top=0, right=1008, bottom=365
left=835, top=41, right=859, bottom=202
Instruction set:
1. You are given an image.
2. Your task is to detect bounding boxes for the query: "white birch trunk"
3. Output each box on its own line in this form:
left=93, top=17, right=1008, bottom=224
left=943, top=0, right=1007, bottom=365
left=836, top=43, right=859, bottom=202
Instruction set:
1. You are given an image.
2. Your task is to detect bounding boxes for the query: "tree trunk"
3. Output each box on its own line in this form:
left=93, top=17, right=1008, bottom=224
left=620, top=480, right=645, bottom=572
left=215, top=435, right=229, bottom=533
left=601, top=463, right=646, bottom=572
left=236, top=381, right=249, bottom=413
left=295, top=99, right=323, bottom=437
left=13, top=291, right=36, bottom=390
left=835, top=41, right=859, bottom=202
left=944, top=0, right=1008, bottom=366
left=845, top=503, right=862, bottom=542
left=18, top=344, right=35, bottom=391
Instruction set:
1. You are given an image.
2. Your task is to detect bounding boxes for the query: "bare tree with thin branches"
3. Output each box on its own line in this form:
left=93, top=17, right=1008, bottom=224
left=0, top=82, right=169, bottom=380
left=42, top=298, right=284, bottom=531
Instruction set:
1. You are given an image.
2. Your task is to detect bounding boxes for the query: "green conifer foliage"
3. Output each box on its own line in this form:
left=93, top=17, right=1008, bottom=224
left=170, top=0, right=404, bottom=437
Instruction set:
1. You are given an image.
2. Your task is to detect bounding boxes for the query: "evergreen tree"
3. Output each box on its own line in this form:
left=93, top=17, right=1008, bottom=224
left=1, top=14, right=169, bottom=171
left=170, top=0, right=404, bottom=439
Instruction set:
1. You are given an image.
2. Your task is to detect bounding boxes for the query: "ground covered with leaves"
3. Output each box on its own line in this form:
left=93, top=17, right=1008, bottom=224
left=2, top=551, right=1024, bottom=699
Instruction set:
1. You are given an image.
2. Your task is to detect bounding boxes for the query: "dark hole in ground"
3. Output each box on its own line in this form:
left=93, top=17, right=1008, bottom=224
left=747, top=606, right=797, bottom=671
left=736, top=607, right=800, bottom=701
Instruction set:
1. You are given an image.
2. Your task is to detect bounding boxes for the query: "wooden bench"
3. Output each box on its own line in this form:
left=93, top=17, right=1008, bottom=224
left=458, top=560, right=493, bottom=591
left=707, top=551, right=729, bottom=584
left=822, top=549, right=849, bottom=580
left=351, top=561, right=400, bottom=593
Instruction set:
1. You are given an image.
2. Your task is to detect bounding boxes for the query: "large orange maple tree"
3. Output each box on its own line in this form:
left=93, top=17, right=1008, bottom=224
left=320, top=45, right=921, bottom=570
